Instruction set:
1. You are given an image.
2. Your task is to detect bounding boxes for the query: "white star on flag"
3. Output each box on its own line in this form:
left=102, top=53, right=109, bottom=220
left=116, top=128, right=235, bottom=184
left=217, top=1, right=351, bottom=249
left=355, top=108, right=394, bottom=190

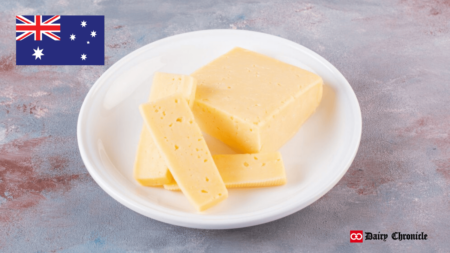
left=90, top=30, right=97, bottom=37
left=81, top=54, right=87, bottom=60
left=70, top=34, right=76, bottom=40
left=87, top=41, right=90, bottom=44
left=32, top=47, right=44, bottom=60
left=81, top=20, right=87, bottom=27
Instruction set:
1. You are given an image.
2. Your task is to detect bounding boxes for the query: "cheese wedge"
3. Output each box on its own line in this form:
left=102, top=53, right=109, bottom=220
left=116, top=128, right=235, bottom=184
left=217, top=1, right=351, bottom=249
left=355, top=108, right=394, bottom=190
left=134, top=72, right=197, bottom=186
left=164, top=152, right=286, bottom=191
left=191, top=47, right=323, bottom=153
left=139, top=95, right=228, bottom=211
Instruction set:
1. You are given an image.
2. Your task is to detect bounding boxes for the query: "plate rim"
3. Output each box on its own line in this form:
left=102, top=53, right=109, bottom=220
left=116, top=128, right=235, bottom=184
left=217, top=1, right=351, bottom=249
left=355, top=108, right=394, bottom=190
left=77, top=29, right=362, bottom=229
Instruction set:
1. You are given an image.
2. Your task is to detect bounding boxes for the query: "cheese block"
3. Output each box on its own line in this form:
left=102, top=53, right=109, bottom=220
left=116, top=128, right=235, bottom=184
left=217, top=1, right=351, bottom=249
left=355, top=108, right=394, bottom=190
left=134, top=72, right=197, bottom=186
left=139, top=95, right=228, bottom=211
left=191, top=47, right=323, bottom=153
left=164, top=152, right=286, bottom=191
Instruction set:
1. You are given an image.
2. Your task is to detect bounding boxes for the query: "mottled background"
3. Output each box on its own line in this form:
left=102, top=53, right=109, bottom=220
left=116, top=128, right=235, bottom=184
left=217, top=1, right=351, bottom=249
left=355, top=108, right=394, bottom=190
left=1, top=0, right=449, bottom=252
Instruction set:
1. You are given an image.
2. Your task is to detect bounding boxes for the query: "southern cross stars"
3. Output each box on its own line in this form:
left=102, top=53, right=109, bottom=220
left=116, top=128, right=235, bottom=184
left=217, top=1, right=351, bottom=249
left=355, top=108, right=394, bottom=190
left=76, top=20, right=97, bottom=61
left=32, top=47, right=44, bottom=60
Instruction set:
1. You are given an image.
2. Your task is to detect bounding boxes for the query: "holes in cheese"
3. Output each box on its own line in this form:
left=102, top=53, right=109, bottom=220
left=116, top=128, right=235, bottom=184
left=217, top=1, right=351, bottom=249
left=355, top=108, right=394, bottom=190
left=191, top=47, right=323, bottom=153
left=139, top=95, right=228, bottom=211
left=133, top=72, right=197, bottom=187
left=163, top=152, right=287, bottom=191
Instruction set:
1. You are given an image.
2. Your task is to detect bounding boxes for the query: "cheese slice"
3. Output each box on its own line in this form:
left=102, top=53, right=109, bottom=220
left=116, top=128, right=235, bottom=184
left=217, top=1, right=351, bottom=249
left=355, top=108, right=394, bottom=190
left=191, top=47, right=323, bottom=153
left=164, top=152, right=286, bottom=191
left=139, top=95, right=228, bottom=211
left=134, top=72, right=196, bottom=186
left=149, top=72, right=197, bottom=103
left=134, top=128, right=174, bottom=186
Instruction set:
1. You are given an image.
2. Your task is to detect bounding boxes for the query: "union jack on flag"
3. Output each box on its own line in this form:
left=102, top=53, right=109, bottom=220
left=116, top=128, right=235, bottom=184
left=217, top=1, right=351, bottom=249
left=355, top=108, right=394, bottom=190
left=16, top=15, right=61, bottom=41
left=16, top=15, right=104, bottom=65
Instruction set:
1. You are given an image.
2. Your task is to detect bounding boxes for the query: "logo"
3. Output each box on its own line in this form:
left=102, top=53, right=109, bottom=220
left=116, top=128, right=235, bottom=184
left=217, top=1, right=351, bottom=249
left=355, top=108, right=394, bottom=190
left=350, top=230, right=363, bottom=243
left=349, top=230, right=428, bottom=243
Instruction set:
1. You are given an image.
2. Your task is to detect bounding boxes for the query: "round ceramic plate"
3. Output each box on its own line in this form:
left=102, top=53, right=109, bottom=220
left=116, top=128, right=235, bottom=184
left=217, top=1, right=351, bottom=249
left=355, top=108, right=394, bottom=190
left=77, top=29, right=361, bottom=229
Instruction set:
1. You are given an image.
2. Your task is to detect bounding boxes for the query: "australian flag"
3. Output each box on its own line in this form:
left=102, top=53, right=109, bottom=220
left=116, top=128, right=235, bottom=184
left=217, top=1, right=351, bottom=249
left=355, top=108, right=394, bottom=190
left=16, top=15, right=104, bottom=65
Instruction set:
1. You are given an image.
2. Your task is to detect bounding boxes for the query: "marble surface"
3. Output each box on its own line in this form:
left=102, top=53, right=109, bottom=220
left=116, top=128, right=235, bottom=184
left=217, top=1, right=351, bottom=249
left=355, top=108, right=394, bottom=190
left=1, top=0, right=449, bottom=252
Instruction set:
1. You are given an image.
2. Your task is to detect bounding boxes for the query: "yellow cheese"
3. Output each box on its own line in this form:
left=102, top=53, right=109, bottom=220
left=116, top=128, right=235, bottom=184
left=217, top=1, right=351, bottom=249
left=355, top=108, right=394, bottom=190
left=163, top=152, right=286, bottom=191
left=149, top=72, right=197, bottom=104
left=134, top=128, right=174, bottom=186
left=139, top=95, right=228, bottom=211
left=134, top=72, right=196, bottom=186
left=191, top=47, right=323, bottom=153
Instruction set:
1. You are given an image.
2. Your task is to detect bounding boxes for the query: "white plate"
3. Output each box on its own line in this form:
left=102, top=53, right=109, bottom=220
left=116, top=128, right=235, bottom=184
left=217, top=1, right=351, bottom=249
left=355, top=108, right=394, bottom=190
left=77, top=30, right=361, bottom=229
